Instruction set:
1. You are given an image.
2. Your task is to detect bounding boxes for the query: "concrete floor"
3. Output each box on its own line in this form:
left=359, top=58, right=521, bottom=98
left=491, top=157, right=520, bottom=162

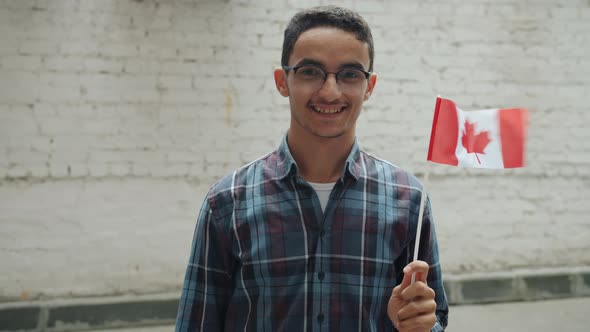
left=88, top=297, right=590, bottom=332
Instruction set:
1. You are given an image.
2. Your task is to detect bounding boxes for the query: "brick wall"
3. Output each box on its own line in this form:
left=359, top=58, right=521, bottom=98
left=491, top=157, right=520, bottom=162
left=0, top=0, right=589, bottom=299
left=1, top=0, right=589, bottom=180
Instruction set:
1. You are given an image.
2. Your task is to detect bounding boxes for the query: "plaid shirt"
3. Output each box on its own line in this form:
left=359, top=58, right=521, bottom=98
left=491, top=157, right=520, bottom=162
left=176, top=135, right=448, bottom=331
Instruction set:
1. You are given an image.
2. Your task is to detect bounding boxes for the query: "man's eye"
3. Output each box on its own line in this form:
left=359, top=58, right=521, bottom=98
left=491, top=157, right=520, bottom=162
left=297, top=66, right=323, bottom=78
left=339, top=69, right=362, bottom=80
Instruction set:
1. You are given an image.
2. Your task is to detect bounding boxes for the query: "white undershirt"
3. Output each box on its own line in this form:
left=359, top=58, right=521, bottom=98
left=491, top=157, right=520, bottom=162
left=307, top=181, right=336, bottom=212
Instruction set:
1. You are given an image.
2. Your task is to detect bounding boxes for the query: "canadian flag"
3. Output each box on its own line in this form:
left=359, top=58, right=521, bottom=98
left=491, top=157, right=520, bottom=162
left=427, top=97, right=528, bottom=168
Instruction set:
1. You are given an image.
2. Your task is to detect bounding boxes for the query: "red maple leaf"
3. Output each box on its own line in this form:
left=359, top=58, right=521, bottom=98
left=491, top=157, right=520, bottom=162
left=461, top=120, right=491, bottom=164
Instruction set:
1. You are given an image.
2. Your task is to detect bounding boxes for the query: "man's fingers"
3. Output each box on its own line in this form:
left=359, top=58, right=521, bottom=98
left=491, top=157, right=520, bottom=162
left=400, top=281, right=435, bottom=302
left=394, top=261, right=431, bottom=297
left=397, top=268, right=413, bottom=292
left=410, top=271, right=423, bottom=285
left=404, top=260, right=430, bottom=284
left=397, top=297, right=437, bottom=321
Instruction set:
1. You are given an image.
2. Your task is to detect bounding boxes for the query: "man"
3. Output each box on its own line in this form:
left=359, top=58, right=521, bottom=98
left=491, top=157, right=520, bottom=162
left=176, top=5, right=448, bottom=332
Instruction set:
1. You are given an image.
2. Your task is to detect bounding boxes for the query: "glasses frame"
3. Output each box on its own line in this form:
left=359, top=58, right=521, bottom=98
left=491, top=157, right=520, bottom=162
left=282, top=65, right=372, bottom=88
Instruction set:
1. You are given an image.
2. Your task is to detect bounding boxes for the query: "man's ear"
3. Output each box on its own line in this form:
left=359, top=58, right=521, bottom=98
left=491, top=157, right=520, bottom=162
left=274, top=68, right=289, bottom=97
left=364, top=73, right=378, bottom=101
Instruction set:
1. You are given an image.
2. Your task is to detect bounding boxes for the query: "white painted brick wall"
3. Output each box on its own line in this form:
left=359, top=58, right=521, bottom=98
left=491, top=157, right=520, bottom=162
left=0, top=0, right=589, bottom=299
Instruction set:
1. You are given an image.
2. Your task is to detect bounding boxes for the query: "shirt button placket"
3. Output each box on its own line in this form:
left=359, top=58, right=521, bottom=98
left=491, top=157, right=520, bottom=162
left=317, top=227, right=327, bottom=327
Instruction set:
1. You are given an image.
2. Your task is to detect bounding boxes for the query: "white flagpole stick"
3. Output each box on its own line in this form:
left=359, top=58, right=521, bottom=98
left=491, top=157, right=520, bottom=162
left=411, top=164, right=430, bottom=284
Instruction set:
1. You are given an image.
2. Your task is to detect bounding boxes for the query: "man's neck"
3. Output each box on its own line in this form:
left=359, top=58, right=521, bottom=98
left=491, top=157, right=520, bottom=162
left=287, top=130, right=355, bottom=183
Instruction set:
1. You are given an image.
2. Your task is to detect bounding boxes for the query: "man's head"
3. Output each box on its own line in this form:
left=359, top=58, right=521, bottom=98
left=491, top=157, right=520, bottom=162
left=274, top=6, right=377, bottom=141
left=281, top=6, right=375, bottom=72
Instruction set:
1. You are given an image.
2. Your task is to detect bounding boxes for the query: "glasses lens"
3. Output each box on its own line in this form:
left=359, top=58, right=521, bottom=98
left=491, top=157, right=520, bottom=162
left=337, top=68, right=365, bottom=84
left=294, top=66, right=325, bottom=82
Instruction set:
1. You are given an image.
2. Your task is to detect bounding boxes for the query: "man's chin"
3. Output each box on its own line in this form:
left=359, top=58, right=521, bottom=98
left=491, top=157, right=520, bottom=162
left=309, top=129, right=347, bottom=139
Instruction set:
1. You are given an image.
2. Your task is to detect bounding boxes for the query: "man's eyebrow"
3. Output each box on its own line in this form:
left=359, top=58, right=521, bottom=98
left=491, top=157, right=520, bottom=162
left=339, top=62, right=367, bottom=70
left=293, top=59, right=369, bottom=71
left=294, top=58, right=324, bottom=67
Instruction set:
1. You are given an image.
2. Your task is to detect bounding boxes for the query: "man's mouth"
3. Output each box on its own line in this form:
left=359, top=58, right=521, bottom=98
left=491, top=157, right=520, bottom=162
left=310, top=106, right=346, bottom=114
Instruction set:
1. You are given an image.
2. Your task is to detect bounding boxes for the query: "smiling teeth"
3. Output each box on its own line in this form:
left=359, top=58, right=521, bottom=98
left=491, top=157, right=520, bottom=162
left=313, top=107, right=342, bottom=114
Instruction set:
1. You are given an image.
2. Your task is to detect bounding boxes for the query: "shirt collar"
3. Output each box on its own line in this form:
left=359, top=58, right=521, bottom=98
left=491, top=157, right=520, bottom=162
left=276, top=133, right=362, bottom=182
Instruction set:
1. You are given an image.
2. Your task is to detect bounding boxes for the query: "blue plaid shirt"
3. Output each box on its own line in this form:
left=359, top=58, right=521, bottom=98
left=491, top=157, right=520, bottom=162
left=176, top=135, right=448, bottom=331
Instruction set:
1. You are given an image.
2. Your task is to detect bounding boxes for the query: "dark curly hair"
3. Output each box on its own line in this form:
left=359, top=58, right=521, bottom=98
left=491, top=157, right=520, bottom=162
left=281, top=6, right=375, bottom=72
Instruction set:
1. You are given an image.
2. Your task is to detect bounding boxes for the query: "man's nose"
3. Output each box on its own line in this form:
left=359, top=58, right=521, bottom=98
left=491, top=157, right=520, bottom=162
left=317, top=73, right=342, bottom=100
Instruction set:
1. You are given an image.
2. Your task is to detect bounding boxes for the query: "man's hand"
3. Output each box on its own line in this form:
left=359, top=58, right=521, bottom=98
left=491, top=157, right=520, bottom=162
left=388, top=260, right=437, bottom=332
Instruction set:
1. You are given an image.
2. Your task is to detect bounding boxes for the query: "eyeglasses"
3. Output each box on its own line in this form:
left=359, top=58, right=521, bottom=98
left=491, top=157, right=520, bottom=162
left=282, top=65, right=371, bottom=93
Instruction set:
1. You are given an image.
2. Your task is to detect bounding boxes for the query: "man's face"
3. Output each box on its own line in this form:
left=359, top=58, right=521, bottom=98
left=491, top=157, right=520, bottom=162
left=275, top=27, right=377, bottom=141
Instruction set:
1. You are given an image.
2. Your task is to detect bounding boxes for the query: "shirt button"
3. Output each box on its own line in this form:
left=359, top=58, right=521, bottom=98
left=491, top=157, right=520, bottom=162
left=319, top=229, right=325, bottom=237
left=317, top=313, right=324, bottom=323
left=318, top=271, right=325, bottom=280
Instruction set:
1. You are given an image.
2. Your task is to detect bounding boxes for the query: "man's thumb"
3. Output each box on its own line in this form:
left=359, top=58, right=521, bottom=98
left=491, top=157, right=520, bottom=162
left=398, top=265, right=413, bottom=291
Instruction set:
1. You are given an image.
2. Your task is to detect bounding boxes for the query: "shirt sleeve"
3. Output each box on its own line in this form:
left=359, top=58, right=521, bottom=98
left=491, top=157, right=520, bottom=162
left=175, top=195, right=235, bottom=331
left=421, top=197, right=449, bottom=331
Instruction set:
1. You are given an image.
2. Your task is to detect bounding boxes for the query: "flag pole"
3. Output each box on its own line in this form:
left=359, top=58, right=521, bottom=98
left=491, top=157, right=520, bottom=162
left=411, top=164, right=430, bottom=284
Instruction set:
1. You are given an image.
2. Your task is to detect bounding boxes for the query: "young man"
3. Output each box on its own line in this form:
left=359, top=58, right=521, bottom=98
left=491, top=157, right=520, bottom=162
left=176, top=6, right=448, bottom=332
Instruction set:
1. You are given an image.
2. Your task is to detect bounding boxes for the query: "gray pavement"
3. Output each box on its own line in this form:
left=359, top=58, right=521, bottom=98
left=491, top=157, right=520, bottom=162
left=86, top=297, right=589, bottom=332
left=450, top=297, right=588, bottom=332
